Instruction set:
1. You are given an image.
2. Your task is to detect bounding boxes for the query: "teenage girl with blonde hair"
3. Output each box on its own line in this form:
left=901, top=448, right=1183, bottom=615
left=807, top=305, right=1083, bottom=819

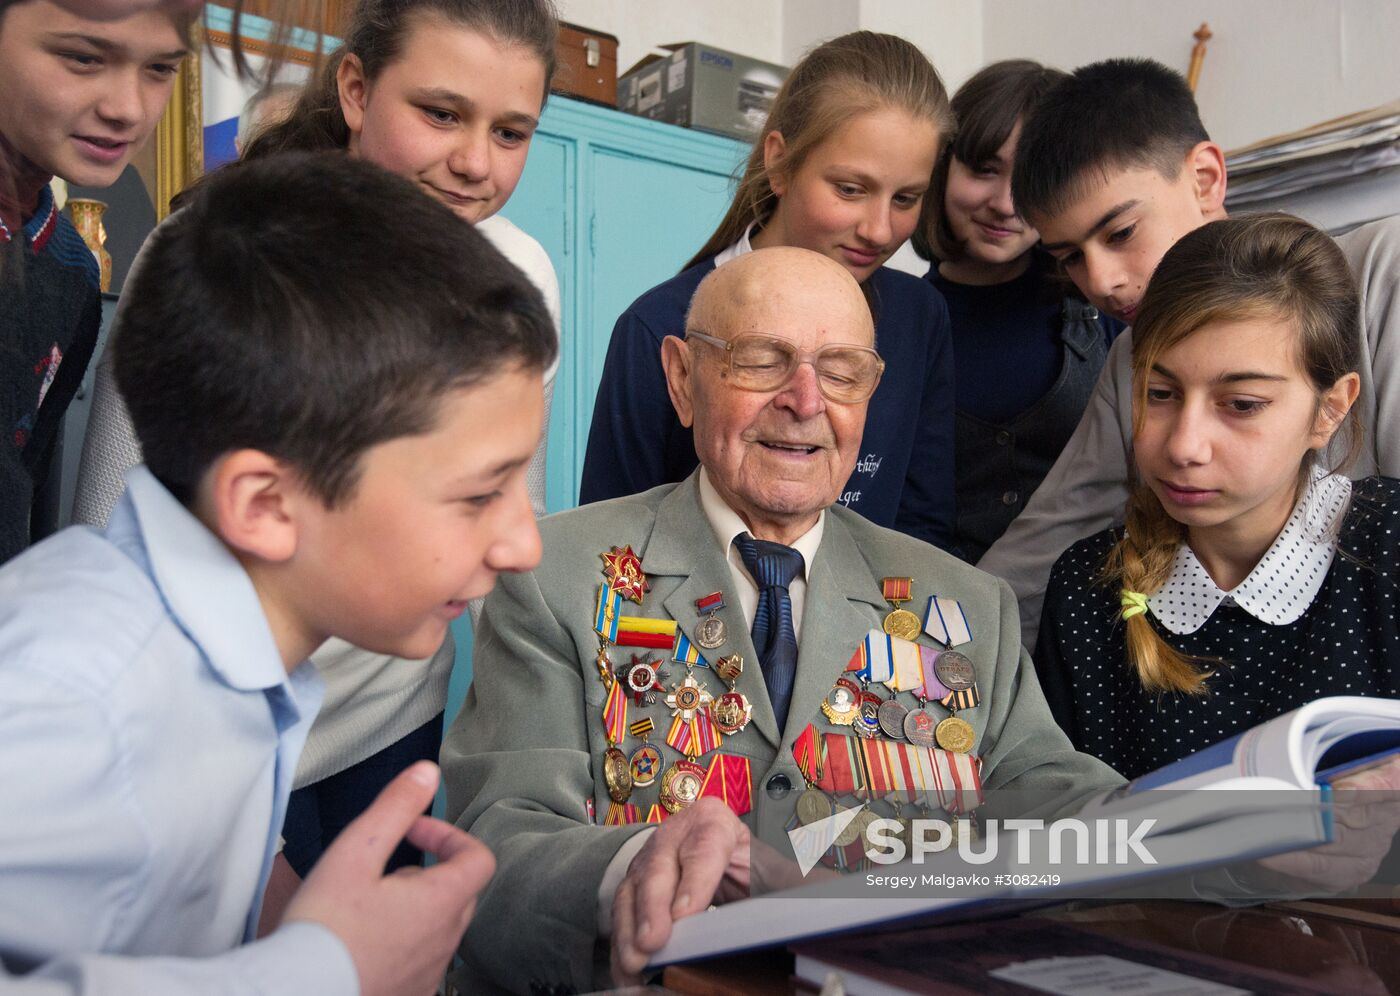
left=579, top=31, right=959, bottom=550
left=1035, top=214, right=1398, bottom=779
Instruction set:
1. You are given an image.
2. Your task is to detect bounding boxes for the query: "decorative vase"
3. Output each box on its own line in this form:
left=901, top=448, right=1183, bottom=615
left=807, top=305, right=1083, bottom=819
left=67, top=198, right=112, bottom=293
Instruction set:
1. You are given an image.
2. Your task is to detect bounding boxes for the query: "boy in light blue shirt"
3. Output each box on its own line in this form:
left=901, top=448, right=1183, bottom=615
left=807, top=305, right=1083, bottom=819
left=0, top=151, right=553, bottom=994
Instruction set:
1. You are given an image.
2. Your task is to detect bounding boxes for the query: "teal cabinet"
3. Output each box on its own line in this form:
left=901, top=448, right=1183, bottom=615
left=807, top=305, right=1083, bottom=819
left=500, top=97, right=748, bottom=514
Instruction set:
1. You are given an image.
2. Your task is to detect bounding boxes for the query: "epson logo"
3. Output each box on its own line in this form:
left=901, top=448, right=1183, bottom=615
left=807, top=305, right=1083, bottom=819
left=700, top=50, right=734, bottom=70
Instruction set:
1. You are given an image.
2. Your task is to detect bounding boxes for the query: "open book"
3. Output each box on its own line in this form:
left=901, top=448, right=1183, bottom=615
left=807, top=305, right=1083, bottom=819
left=649, top=696, right=1400, bottom=968
left=1128, top=696, right=1400, bottom=791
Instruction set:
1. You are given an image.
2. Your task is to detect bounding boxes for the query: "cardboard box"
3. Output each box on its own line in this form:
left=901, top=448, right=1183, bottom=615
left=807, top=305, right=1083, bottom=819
left=618, top=43, right=787, bottom=142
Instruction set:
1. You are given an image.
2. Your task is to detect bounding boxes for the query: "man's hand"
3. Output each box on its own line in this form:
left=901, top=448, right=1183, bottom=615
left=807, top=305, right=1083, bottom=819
left=611, top=798, right=749, bottom=986
left=283, top=761, right=496, bottom=996
left=1256, top=756, right=1400, bottom=892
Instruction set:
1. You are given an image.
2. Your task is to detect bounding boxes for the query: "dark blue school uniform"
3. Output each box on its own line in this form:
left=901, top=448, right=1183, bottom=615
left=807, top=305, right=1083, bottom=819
left=579, top=258, right=957, bottom=551
left=927, top=259, right=1122, bottom=561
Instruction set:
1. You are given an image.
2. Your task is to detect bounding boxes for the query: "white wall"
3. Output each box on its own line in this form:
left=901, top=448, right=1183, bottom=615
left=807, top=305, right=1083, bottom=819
left=981, top=0, right=1400, bottom=152
left=556, top=0, right=786, bottom=74
left=556, top=0, right=983, bottom=85
left=856, top=0, right=983, bottom=92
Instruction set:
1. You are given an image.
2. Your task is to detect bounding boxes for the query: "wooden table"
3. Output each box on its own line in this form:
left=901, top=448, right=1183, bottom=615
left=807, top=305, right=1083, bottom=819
left=660, top=899, right=1400, bottom=994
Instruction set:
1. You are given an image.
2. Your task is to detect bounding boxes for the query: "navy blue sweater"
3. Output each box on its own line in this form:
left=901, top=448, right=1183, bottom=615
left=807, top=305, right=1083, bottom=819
left=579, top=258, right=956, bottom=550
left=1, top=185, right=101, bottom=563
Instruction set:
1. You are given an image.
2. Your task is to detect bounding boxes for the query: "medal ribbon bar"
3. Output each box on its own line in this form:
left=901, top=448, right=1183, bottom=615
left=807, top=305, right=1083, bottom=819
left=671, top=631, right=710, bottom=668
left=695, top=592, right=726, bottom=613
left=594, top=585, right=622, bottom=642
left=602, top=680, right=628, bottom=744
left=923, top=595, right=973, bottom=647
left=603, top=801, right=639, bottom=826
left=881, top=577, right=913, bottom=603
left=698, top=753, right=753, bottom=817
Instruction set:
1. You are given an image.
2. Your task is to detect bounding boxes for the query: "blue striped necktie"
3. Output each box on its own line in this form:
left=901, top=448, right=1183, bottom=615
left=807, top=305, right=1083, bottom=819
left=733, top=533, right=803, bottom=731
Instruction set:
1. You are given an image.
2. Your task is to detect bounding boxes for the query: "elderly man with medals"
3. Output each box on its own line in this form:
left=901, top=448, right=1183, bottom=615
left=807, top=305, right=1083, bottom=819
left=442, top=247, right=1125, bottom=995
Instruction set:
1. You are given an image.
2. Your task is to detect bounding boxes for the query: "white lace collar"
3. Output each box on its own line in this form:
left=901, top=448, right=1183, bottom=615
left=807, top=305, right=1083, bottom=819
left=1147, top=467, right=1352, bottom=635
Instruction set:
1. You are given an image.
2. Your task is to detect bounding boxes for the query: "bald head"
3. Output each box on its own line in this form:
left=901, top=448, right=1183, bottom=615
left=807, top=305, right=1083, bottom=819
left=687, top=246, right=873, bottom=346
left=661, top=246, right=881, bottom=544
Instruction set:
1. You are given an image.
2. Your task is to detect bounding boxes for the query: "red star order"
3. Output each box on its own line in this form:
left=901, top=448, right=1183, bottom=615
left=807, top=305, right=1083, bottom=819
left=601, top=544, right=649, bottom=603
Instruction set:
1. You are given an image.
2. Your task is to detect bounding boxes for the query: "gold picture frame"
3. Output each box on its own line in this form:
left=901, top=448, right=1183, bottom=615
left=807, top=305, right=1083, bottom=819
left=151, top=22, right=206, bottom=221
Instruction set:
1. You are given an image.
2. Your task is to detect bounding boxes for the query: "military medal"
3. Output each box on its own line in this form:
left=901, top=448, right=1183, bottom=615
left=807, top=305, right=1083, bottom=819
left=708, top=654, right=751, bottom=736
left=933, top=650, right=976, bottom=692
left=822, top=677, right=861, bottom=725
left=877, top=697, right=909, bottom=740
left=903, top=705, right=937, bottom=748
left=619, top=652, right=668, bottom=705
left=694, top=592, right=728, bottom=649
left=665, top=672, right=719, bottom=757
left=603, top=746, right=634, bottom=802
left=935, top=715, right=976, bottom=753
left=600, top=672, right=633, bottom=803
left=665, top=673, right=713, bottom=721
left=854, top=690, right=882, bottom=739
left=601, top=544, right=649, bottom=604
left=714, top=653, right=744, bottom=686
left=881, top=577, right=922, bottom=641
left=710, top=692, right=751, bottom=736
left=659, top=759, right=706, bottom=813
left=628, top=718, right=662, bottom=787
left=796, top=786, right=833, bottom=826
left=832, top=803, right=864, bottom=847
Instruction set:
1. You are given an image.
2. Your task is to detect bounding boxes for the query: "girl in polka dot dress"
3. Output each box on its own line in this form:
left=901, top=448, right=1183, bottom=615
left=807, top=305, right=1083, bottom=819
left=1033, top=214, right=1399, bottom=779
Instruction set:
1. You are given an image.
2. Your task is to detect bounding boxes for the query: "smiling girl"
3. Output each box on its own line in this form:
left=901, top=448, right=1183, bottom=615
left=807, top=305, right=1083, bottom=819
left=579, top=32, right=958, bottom=551
left=72, top=0, right=560, bottom=892
left=915, top=61, right=1123, bottom=561
left=1034, top=214, right=1399, bottom=779
left=0, top=0, right=190, bottom=562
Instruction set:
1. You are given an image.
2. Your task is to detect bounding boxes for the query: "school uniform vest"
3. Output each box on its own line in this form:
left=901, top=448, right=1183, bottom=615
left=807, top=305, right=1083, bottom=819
left=953, top=300, right=1106, bottom=562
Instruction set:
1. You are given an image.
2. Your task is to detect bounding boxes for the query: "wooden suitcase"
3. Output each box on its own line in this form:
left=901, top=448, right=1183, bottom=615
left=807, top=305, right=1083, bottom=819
left=553, top=22, right=619, bottom=107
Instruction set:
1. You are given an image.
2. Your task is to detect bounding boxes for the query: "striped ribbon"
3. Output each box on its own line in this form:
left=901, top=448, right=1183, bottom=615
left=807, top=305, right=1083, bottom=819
left=809, top=731, right=983, bottom=812
left=602, top=679, right=628, bottom=744
left=930, top=750, right=984, bottom=813
left=918, top=645, right=953, bottom=700
left=604, top=801, right=639, bottom=826
left=645, top=804, right=668, bottom=824
left=699, top=753, right=753, bottom=817
left=594, top=585, right=622, bottom=642
left=616, top=615, right=678, bottom=649
left=923, top=596, right=973, bottom=647
left=793, top=724, right=821, bottom=784
left=941, top=685, right=981, bottom=711
left=671, top=631, right=710, bottom=669
left=628, top=717, right=655, bottom=740
left=861, top=629, right=925, bottom=691
left=666, top=709, right=720, bottom=757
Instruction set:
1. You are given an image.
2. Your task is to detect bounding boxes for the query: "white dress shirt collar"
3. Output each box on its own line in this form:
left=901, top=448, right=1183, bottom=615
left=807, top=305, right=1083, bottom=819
left=1148, top=467, right=1352, bottom=635
left=713, top=221, right=758, bottom=268
left=697, top=467, right=823, bottom=639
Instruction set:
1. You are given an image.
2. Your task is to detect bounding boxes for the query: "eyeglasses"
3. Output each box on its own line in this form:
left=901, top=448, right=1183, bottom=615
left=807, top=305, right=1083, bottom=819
left=685, top=330, right=885, bottom=404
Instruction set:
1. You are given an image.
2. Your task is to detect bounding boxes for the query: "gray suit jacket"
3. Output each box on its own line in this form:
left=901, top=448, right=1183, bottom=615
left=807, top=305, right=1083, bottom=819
left=443, top=473, right=1123, bottom=993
